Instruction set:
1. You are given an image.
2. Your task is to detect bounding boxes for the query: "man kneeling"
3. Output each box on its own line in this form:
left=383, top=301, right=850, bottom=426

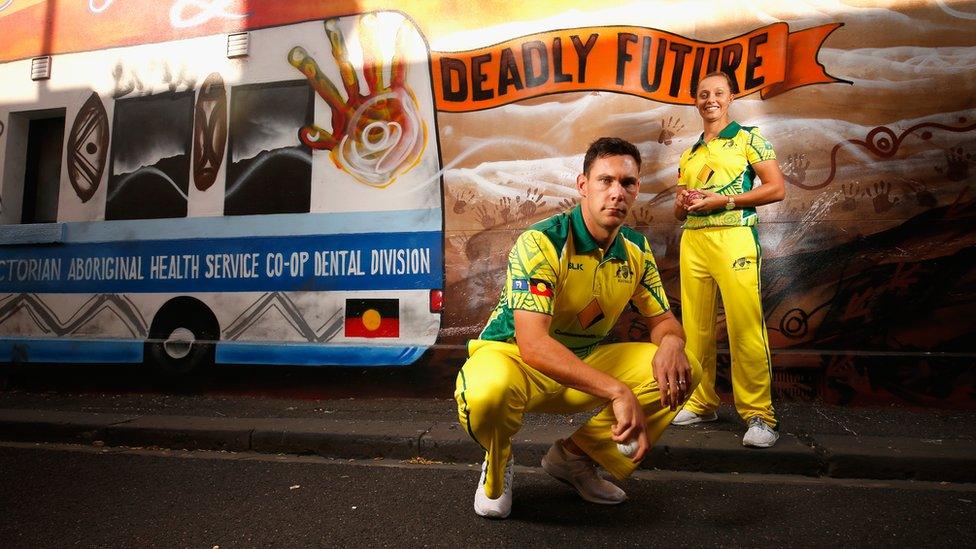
left=454, top=137, right=701, bottom=518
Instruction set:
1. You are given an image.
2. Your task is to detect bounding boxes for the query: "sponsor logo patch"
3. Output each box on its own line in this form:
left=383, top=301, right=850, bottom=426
left=615, top=264, right=633, bottom=282
left=512, top=278, right=530, bottom=292
left=732, top=257, right=753, bottom=271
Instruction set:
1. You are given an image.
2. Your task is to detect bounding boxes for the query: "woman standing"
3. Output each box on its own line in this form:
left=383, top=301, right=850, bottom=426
left=671, top=71, right=786, bottom=447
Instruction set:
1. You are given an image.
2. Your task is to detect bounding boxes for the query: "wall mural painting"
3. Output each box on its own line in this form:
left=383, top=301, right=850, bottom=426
left=288, top=16, right=427, bottom=188
left=112, top=61, right=197, bottom=100
left=107, top=91, right=193, bottom=220
left=0, top=1, right=974, bottom=407
left=423, top=13, right=975, bottom=409
left=225, top=81, right=312, bottom=216
left=66, top=92, right=109, bottom=203
left=192, top=72, right=227, bottom=192
left=0, top=293, right=148, bottom=338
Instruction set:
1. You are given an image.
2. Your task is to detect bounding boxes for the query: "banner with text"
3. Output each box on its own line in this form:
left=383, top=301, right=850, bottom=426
left=432, top=22, right=846, bottom=111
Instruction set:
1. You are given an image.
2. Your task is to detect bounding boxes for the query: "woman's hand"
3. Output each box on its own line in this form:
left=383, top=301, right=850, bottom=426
left=686, top=190, right=728, bottom=213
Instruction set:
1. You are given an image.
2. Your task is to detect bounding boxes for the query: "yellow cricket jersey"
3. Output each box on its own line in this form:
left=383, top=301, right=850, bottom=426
left=677, top=121, right=777, bottom=229
left=477, top=205, right=669, bottom=358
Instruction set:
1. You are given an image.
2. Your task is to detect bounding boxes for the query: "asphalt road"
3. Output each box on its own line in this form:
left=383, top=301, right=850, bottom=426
left=1, top=443, right=973, bottom=548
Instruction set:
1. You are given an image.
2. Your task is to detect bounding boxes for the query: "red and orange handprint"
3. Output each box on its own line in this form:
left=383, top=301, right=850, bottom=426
left=289, top=15, right=426, bottom=188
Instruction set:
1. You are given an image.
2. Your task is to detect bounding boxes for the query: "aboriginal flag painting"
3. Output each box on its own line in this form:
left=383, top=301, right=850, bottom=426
left=344, top=298, right=400, bottom=338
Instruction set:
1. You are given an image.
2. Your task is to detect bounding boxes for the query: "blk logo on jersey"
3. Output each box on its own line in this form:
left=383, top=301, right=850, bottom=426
left=511, top=279, right=529, bottom=292
left=344, top=298, right=399, bottom=338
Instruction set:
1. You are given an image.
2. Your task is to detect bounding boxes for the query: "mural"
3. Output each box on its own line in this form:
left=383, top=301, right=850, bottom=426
left=191, top=72, right=227, bottom=192
left=107, top=91, right=193, bottom=220
left=225, top=81, right=312, bottom=216
left=0, top=1, right=973, bottom=407
left=66, top=92, right=109, bottom=203
left=288, top=16, right=427, bottom=188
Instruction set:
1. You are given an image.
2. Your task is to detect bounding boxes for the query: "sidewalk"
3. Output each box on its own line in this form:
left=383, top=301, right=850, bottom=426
left=0, top=390, right=973, bottom=483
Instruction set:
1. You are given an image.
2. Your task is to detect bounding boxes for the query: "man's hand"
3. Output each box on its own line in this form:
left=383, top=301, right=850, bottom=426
left=645, top=313, right=692, bottom=410
left=609, top=385, right=649, bottom=463
left=652, top=334, right=692, bottom=410
left=516, top=310, right=653, bottom=463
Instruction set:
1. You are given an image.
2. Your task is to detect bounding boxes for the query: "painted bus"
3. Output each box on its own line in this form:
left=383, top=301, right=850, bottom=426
left=0, top=11, right=444, bottom=373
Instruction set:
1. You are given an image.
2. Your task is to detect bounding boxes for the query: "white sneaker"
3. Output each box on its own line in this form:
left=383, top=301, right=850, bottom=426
left=672, top=408, right=718, bottom=426
left=473, top=454, right=514, bottom=518
left=742, top=417, right=779, bottom=448
left=541, top=440, right=626, bottom=505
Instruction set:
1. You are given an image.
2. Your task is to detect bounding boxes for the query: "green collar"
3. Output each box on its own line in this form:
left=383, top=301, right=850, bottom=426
left=691, top=120, right=742, bottom=152
left=569, top=205, right=628, bottom=261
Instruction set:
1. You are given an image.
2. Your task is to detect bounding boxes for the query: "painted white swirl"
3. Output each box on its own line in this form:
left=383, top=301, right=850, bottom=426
left=936, top=0, right=976, bottom=19
left=169, top=0, right=247, bottom=28
left=225, top=148, right=312, bottom=200
left=335, top=89, right=425, bottom=188
left=107, top=166, right=188, bottom=203
left=0, top=0, right=15, bottom=13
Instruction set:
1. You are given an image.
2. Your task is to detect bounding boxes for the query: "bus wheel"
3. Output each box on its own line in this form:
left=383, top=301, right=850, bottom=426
left=146, top=297, right=219, bottom=376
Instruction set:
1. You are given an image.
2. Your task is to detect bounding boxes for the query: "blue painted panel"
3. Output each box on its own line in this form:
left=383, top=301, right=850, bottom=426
left=64, top=208, right=442, bottom=243
left=0, top=230, right=443, bottom=293
left=0, top=337, right=143, bottom=363
left=0, top=337, right=427, bottom=367
left=0, top=223, right=65, bottom=245
left=215, top=342, right=426, bottom=366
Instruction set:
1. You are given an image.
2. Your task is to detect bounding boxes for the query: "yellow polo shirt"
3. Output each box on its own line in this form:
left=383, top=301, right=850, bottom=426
left=677, top=121, right=776, bottom=229
left=476, top=205, right=669, bottom=358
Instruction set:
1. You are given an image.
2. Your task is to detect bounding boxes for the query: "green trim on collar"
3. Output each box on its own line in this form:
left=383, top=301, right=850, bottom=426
left=691, top=120, right=742, bottom=152
left=569, top=205, right=628, bottom=261
left=719, top=120, right=742, bottom=139
left=569, top=205, right=598, bottom=253
left=606, top=232, right=628, bottom=261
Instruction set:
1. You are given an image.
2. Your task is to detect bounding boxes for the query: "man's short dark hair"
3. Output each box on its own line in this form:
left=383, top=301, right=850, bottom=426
left=694, top=70, right=734, bottom=94
left=583, top=137, right=641, bottom=175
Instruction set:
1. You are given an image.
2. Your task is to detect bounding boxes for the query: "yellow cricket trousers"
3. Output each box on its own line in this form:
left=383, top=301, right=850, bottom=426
left=679, top=225, right=776, bottom=427
left=455, top=339, right=701, bottom=499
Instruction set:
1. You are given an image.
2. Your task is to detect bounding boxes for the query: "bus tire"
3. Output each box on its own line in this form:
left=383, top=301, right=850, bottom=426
left=146, top=297, right=219, bottom=376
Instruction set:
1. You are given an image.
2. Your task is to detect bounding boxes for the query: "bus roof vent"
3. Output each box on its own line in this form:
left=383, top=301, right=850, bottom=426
left=31, top=56, right=51, bottom=80
left=226, top=32, right=249, bottom=58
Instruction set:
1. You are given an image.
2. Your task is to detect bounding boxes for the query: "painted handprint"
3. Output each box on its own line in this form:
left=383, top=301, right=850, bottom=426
left=902, top=180, right=937, bottom=208
left=657, top=116, right=684, bottom=146
left=557, top=197, right=579, bottom=211
left=474, top=204, right=496, bottom=229
left=935, top=146, right=972, bottom=182
left=628, top=204, right=654, bottom=226
left=515, top=187, right=545, bottom=220
left=840, top=183, right=858, bottom=211
left=451, top=187, right=475, bottom=214
left=782, top=153, right=810, bottom=186
left=498, top=196, right=515, bottom=224
left=289, top=16, right=425, bottom=188
left=866, top=181, right=899, bottom=213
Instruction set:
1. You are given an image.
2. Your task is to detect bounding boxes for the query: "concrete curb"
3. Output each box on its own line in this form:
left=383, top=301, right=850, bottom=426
left=1, top=409, right=973, bottom=483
